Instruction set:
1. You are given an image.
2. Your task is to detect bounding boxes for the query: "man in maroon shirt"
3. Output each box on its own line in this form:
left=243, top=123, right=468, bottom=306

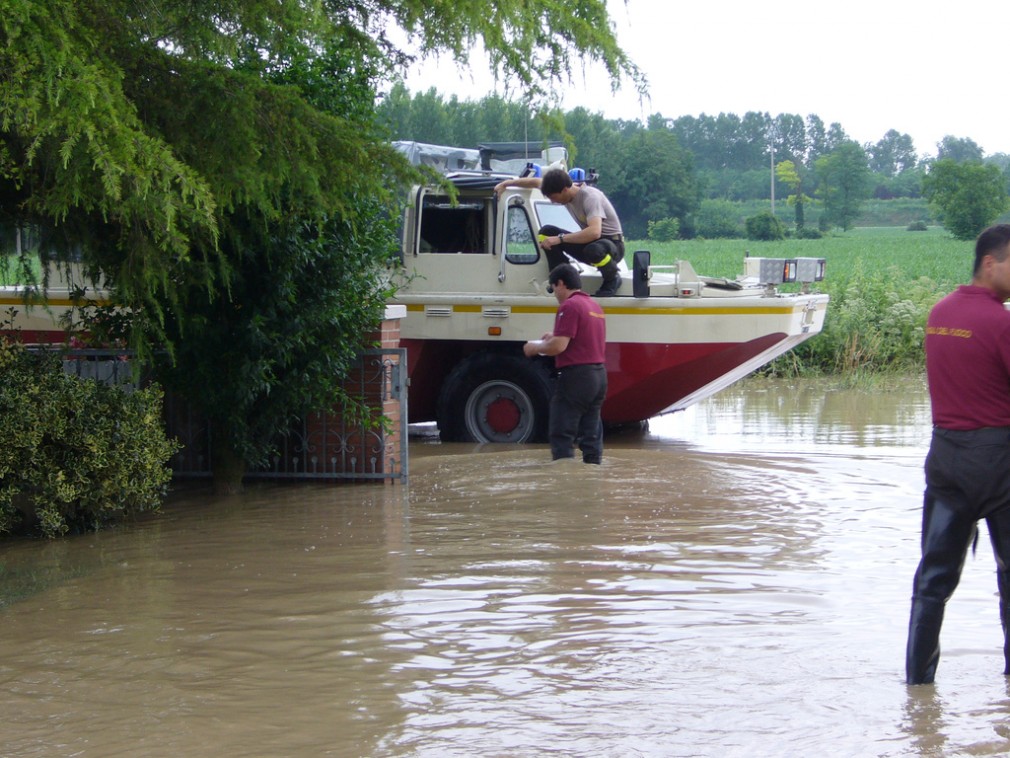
left=907, top=224, right=1010, bottom=684
left=523, top=263, right=607, bottom=463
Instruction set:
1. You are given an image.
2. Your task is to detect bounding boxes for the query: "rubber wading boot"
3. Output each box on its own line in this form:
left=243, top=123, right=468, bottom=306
left=594, top=259, right=621, bottom=297
left=905, top=494, right=978, bottom=684
left=906, top=596, right=945, bottom=685
left=998, top=569, right=1010, bottom=675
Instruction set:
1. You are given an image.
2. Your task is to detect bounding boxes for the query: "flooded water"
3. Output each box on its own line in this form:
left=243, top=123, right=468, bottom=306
left=4, top=378, right=1010, bottom=757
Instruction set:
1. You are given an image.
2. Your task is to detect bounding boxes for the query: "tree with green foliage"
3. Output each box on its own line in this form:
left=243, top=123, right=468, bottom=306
left=867, top=130, right=918, bottom=177
left=870, top=168, right=925, bottom=200
left=377, top=91, right=968, bottom=215
left=668, top=112, right=771, bottom=173
left=775, top=159, right=812, bottom=230
left=815, top=141, right=871, bottom=231
left=936, top=135, right=984, bottom=163
left=772, top=113, right=808, bottom=165
left=378, top=84, right=536, bottom=148
left=2, top=0, right=641, bottom=491
left=155, top=210, right=401, bottom=485
left=985, top=153, right=1010, bottom=200
left=805, top=115, right=829, bottom=167
left=866, top=130, right=922, bottom=200
left=606, top=127, right=701, bottom=239
left=562, top=107, right=624, bottom=179
left=922, top=159, right=1010, bottom=241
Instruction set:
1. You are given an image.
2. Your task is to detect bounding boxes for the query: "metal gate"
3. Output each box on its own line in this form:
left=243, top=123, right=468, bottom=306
left=168, top=348, right=409, bottom=482
left=43, top=346, right=408, bottom=483
left=252, top=347, right=407, bottom=482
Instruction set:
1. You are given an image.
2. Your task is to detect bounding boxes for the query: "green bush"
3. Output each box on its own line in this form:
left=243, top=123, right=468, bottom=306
left=693, top=199, right=743, bottom=238
left=795, top=227, right=823, bottom=239
left=769, top=260, right=944, bottom=376
left=647, top=217, right=681, bottom=242
left=907, top=220, right=929, bottom=231
left=0, top=341, right=179, bottom=538
left=745, top=211, right=786, bottom=241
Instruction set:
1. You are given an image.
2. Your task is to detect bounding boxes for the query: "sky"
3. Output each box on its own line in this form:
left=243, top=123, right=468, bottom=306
left=403, top=0, right=1010, bottom=158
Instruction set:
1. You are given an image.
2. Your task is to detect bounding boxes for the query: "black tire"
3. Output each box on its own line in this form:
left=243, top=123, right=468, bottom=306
left=436, top=352, right=553, bottom=443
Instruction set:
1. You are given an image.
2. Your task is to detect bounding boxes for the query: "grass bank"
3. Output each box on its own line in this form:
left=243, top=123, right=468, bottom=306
left=632, top=226, right=971, bottom=377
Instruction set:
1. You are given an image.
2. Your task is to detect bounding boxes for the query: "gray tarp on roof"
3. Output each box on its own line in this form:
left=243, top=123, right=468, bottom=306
left=393, top=141, right=480, bottom=170
left=394, top=140, right=568, bottom=177
left=477, top=142, right=566, bottom=170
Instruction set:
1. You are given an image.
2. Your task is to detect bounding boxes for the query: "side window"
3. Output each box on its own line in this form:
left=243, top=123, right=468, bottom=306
left=418, top=197, right=488, bottom=254
left=504, top=205, right=540, bottom=265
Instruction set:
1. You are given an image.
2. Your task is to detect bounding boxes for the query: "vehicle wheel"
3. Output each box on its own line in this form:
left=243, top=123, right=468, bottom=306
left=436, top=352, right=553, bottom=443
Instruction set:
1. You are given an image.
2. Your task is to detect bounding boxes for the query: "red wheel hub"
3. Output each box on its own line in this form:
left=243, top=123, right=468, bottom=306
left=484, top=396, right=520, bottom=434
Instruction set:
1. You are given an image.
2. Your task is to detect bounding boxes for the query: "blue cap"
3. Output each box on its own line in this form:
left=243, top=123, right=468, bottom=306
left=569, top=168, right=586, bottom=182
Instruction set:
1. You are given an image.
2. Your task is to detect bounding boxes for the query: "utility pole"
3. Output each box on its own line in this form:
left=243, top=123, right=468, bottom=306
left=770, top=142, right=776, bottom=215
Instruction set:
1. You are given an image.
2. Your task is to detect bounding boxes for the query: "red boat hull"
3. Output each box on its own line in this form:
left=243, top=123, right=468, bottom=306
left=403, top=332, right=790, bottom=427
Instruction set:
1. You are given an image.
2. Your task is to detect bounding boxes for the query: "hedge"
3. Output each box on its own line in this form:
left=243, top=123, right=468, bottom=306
left=0, top=340, right=179, bottom=538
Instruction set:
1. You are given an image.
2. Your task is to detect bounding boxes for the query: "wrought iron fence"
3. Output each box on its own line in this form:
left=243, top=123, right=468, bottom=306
left=58, top=347, right=141, bottom=389
left=28, top=345, right=408, bottom=483
left=249, top=347, right=408, bottom=482
left=170, top=349, right=410, bottom=483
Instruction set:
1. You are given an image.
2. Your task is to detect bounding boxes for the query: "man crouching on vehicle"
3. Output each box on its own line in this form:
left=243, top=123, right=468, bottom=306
left=523, top=263, right=608, bottom=463
left=495, top=167, right=625, bottom=297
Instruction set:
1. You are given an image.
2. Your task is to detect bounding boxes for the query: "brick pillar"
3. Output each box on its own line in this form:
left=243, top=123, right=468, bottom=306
left=303, top=306, right=405, bottom=479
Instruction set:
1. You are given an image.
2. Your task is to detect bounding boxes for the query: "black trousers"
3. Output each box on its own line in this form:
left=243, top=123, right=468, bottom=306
left=906, top=426, right=1010, bottom=683
left=539, top=225, right=625, bottom=271
left=549, top=363, right=607, bottom=463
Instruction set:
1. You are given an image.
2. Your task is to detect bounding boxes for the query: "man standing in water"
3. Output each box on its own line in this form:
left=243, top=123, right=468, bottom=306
left=906, top=224, right=1010, bottom=685
left=495, top=168, right=625, bottom=297
left=523, top=263, right=607, bottom=463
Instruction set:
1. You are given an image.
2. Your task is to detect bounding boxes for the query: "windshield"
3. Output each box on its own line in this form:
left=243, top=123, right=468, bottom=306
left=534, top=201, right=579, bottom=233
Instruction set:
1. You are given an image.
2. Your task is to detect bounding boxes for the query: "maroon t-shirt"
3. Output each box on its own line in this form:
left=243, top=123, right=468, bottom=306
left=926, top=284, right=1010, bottom=430
left=553, top=290, right=606, bottom=368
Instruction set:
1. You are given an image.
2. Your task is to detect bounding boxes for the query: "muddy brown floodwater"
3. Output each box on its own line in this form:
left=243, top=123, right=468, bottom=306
left=4, top=378, right=1010, bottom=757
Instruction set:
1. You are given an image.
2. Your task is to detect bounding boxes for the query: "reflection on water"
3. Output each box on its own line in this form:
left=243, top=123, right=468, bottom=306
left=3, top=379, right=1010, bottom=757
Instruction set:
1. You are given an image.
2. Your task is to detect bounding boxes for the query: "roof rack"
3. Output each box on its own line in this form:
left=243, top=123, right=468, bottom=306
left=476, top=142, right=567, bottom=171
left=393, top=140, right=568, bottom=176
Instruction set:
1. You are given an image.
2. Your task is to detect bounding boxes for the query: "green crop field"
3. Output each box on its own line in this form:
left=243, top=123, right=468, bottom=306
left=630, top=226, right=974, bottom=377
left=634, top=226, right=970, bottom=291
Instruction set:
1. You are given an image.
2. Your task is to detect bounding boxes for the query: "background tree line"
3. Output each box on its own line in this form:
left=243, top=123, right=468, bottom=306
left=377, top=85, right=1010, bottom=239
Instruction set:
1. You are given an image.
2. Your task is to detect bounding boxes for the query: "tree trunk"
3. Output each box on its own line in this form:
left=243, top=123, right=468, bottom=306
left=211, top=427, right=247, bottom=495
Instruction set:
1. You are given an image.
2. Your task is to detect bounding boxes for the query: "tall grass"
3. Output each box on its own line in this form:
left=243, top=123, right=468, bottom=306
left=634, top=226, right=972, bottom=376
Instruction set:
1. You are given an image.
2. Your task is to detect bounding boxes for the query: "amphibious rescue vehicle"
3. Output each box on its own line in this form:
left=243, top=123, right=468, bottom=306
left=390, top=141, right=828, bottom=443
